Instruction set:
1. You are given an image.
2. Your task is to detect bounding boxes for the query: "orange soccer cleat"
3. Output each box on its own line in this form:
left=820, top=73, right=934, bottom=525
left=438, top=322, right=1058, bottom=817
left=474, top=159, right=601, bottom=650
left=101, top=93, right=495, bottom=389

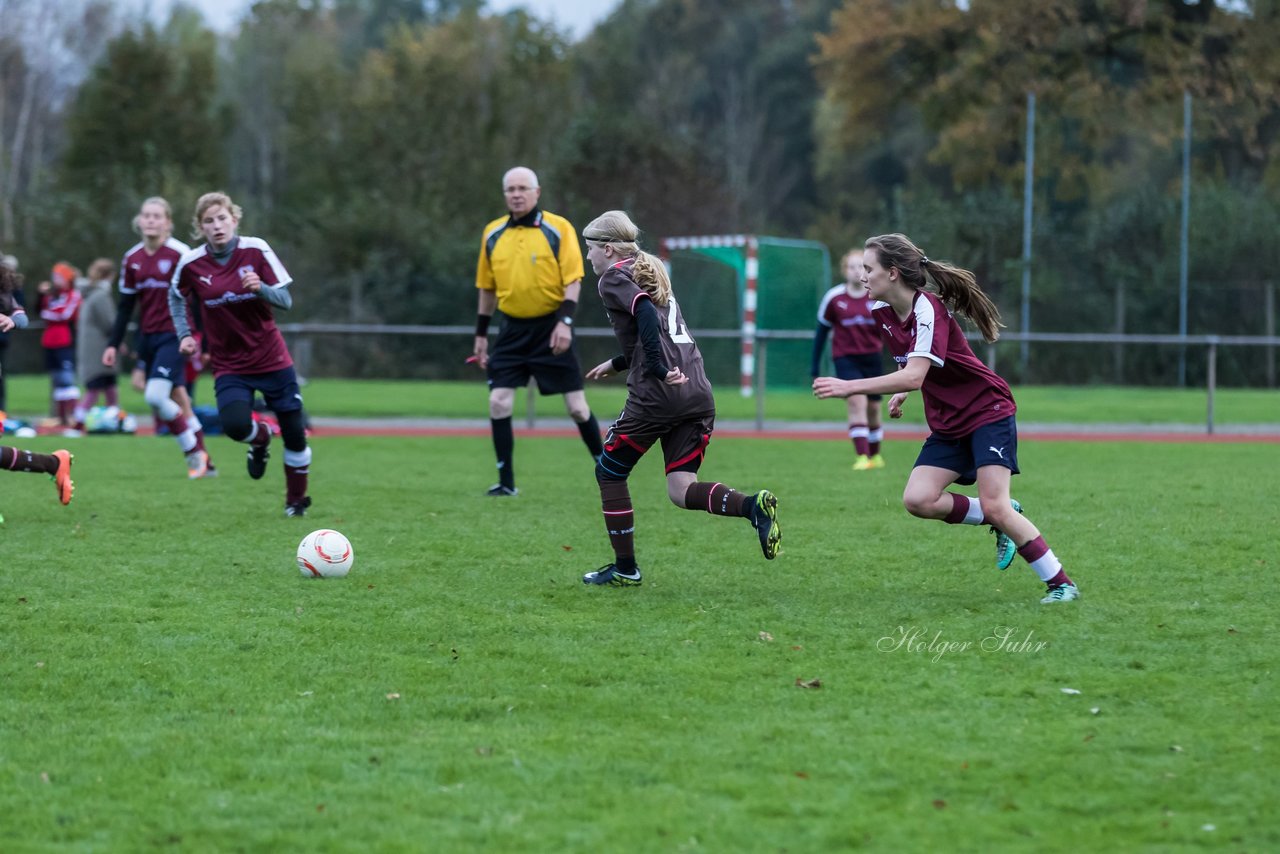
left=51, top=449, right=75, bottom=506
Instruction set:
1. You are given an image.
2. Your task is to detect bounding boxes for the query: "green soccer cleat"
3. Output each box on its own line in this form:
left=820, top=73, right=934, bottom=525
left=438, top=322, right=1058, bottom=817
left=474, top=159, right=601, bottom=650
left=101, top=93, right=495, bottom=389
left=1040, top=583, right=1080, bottom=604
left=750, top=490, right=781, bottom=560
left=992, top=498, right=1023, bottom=570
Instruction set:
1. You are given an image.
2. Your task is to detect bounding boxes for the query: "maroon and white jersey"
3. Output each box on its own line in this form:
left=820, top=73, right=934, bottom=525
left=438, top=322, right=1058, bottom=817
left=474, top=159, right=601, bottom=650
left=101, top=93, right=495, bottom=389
left=120, top=237, right=191, bottom=334
left=817, top=285, right=882, bottom=357
left=599, top=259, right=715, bottom=423
left=872, top=290, right=1015, bottom=438
left=39, top=288, right=81, bottom=349
left=172, top=237, right=293, bottom=377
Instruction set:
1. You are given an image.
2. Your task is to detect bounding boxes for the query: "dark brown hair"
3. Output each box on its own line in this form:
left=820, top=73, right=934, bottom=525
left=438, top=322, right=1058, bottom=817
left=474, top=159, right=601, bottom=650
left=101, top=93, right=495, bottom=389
left=864, top=233, right=1003, bottom=342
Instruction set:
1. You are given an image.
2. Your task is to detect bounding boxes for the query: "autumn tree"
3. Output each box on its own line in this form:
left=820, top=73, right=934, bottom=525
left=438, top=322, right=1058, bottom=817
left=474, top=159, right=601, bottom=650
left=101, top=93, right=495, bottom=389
left=814, top=0, right=1280, bottom=382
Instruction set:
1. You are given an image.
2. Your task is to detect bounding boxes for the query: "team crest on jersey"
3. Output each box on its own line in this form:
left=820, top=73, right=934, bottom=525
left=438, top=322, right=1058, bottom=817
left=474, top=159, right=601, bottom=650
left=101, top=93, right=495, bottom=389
left=238, top=266, right=255, bottom=279
left=158, top=259, right=172, bottom=274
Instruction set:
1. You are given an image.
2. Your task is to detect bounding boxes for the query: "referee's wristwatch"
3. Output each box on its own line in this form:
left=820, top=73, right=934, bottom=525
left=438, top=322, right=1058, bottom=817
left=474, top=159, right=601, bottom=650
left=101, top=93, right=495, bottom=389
left=559, top=316, right=573, bottom=326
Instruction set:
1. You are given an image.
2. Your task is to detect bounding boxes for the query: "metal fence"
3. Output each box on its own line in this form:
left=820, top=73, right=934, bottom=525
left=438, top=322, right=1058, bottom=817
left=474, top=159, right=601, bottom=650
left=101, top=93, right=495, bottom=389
left=271, top=323, right=1275, bottom=434
left=4, top=322, right=1273, bottom=434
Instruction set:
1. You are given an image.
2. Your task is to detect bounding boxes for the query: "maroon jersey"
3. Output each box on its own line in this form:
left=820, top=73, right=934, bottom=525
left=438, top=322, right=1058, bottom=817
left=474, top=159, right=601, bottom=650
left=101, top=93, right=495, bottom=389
left=120, top=238, right=190, bottom=334
left=172, top=237, right=293, bottom=377
left=817, top=285, right=881, bottom=356
left=873, top=290, right=1015, bottom=438
left=598, top=259, right=715, bottom=423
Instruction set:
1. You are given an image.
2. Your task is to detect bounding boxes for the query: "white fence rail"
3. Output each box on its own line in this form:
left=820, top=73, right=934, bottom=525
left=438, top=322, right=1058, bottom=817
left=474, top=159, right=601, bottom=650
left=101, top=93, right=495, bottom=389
left=268, top=323, right=1279, bottom=435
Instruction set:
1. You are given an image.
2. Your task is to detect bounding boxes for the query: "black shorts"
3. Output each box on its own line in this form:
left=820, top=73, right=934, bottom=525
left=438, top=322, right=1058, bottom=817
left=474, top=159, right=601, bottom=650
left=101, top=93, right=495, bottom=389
left=914, top=415, right=1020, bottom=486
left=214, top=366, right=304, bottom=414
left=85, top=374, right=118, bottom=391
left=834, top=352, right=885, bottom=401
left=603, top=410, right=716, bottom=475
left=488, top=313, right=584, bottom=395
left=135, top=331, right=185, bottom=384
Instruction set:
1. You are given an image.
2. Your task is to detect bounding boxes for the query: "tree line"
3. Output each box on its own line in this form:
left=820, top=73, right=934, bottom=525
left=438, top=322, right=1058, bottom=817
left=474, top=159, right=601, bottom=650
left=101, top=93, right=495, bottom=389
left=2, top=0, right=1276, bottom=384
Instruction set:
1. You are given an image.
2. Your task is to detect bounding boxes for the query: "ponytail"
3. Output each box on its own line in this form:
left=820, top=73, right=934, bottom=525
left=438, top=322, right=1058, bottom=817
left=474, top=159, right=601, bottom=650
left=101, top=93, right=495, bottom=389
left=865, top=233, right=1004, bottom=343
left=584, top=210, right=673, bottom=306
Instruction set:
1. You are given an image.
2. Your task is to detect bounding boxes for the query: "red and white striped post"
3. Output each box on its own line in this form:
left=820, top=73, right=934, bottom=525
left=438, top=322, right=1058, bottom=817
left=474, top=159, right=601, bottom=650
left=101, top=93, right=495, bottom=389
left=658, top=234, right=756, bottom=397
left=741, top=236, right=759, bottom=397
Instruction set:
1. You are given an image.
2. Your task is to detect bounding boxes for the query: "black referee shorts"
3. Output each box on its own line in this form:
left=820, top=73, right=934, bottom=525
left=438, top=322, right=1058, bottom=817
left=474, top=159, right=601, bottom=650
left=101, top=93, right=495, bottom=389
left=487, top=312, right=585, bottom=395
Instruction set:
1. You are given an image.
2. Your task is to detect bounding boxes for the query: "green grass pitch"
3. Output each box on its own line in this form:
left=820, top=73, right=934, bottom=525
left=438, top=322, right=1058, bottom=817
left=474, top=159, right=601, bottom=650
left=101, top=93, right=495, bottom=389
left=1, top=431, right=1275, bottom=850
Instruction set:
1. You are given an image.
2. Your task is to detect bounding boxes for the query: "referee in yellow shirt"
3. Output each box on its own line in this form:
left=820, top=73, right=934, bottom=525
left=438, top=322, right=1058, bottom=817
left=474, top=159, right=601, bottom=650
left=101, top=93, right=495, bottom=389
left=472, top=166, right=605, bottom=496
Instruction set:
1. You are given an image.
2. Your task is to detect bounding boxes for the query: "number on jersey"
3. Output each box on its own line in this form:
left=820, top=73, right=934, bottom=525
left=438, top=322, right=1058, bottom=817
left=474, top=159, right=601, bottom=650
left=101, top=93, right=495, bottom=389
left=666, top=298, right=693, bottom=344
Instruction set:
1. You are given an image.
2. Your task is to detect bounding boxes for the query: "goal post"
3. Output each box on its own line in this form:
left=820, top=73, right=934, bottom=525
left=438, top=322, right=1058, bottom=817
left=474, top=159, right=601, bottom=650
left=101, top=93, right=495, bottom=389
left=659, top=234, right=831, bottom=396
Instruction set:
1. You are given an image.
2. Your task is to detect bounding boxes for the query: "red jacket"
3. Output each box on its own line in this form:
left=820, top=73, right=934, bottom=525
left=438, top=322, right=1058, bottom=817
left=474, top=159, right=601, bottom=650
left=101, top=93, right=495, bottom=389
left=40, top=288, right=82, bottom=349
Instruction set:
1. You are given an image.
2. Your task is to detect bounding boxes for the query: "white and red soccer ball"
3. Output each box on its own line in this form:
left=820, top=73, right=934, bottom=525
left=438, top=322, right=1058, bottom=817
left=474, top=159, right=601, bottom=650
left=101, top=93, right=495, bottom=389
left=297, top=529, right=354, bottom=578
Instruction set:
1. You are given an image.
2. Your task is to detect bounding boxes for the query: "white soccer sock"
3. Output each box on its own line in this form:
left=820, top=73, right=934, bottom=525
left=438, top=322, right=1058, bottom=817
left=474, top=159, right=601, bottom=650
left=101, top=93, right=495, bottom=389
left=962, top=497, right=985, bottom=525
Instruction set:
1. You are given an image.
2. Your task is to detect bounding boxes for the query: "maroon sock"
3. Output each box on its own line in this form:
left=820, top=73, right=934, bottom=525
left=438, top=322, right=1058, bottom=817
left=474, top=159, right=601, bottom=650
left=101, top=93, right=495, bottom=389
left=599, top=479, right=635, bottom=565
left=0, top=447, right=57, bottom=474
left=285, top=464, right=308, bottom=505
left=105, top=386, right=119, bottom=407
left=683, top=482, right=751, bottom=517
left=1017, top=536, right=1073, bottom=586
left=1046, top=570, right=1073, bottom=587
left=1017, top=536, right=1048, bottom=562
left=251, top=419, right=273, bottom=448
left=943, top=493, right=971, bottom=524
left=850, top=423, right=869, bottom=456
left=165, top=414, right=190, bottom=437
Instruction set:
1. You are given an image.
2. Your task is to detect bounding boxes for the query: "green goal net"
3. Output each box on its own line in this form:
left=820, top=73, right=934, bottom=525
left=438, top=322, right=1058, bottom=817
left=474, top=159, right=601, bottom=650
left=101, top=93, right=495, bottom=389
left=660, top=236, right=832, bottom=393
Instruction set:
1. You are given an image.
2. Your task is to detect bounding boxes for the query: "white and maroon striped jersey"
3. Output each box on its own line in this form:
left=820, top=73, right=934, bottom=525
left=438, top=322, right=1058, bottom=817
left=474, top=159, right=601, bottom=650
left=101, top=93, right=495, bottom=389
left=172, top=237, right=293, bottom=377
left=120, top=237, right=191, bottom=334
left=817, top=285, right=882, bottom=357
left=872, top=290, right=1015, bottom=438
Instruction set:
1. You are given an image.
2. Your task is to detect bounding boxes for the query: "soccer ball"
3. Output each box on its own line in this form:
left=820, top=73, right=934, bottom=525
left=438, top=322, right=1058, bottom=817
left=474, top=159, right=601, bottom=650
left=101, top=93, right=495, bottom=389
left=297, top=529, right=354, bottom=578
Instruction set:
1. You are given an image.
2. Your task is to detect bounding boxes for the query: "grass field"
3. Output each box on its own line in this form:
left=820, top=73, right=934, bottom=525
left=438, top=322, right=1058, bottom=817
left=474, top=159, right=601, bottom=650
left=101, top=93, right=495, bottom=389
left=1, top=420, right=1276, bottom=850
left=1, top=375, right=1278, bottom=426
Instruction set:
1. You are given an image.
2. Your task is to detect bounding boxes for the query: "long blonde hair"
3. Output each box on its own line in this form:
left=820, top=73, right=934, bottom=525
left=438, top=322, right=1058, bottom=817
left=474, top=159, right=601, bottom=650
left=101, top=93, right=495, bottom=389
left=582, top=210, right=673, bottom=307
left=864, top=233, right=1004, bottom=342
left=190, top=191, right=244, bottom=241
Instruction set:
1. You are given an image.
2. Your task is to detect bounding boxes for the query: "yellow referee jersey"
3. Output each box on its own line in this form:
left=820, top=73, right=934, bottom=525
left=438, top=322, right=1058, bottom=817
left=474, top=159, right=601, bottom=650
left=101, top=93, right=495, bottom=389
left=475, top=209, right=584, bottom=319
